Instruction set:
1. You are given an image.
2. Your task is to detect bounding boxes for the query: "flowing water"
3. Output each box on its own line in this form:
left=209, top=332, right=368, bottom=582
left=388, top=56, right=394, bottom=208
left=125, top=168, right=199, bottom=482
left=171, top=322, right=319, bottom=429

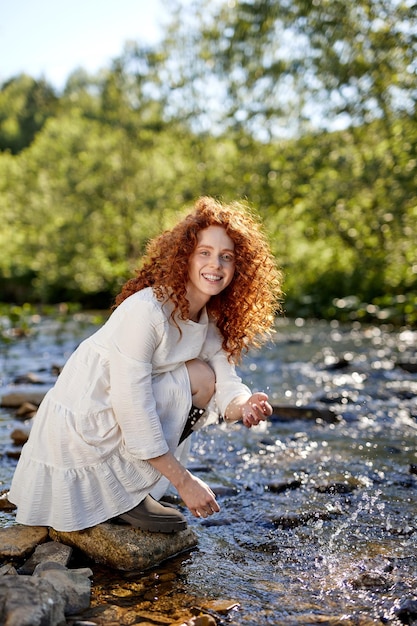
left=1, top=313, right=417, bottom=625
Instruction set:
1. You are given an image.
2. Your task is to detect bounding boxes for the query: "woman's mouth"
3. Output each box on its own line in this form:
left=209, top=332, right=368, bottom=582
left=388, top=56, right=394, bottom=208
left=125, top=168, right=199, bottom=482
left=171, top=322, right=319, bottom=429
left=202, top=273, right=222, bottom=282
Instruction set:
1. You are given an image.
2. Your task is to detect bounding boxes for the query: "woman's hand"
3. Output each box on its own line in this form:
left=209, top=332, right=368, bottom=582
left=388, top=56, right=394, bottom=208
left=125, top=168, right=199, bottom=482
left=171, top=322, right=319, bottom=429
left=241, top=392, right=272, bottom=428
left=177, top=471, right=220, bottom=519
left=147, top=451, right=220, bottom=518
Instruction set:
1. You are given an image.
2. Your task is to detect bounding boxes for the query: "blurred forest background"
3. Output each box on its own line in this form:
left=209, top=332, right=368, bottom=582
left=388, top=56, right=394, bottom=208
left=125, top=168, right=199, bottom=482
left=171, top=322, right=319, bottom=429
left=0, top=0, right=416, bottom=325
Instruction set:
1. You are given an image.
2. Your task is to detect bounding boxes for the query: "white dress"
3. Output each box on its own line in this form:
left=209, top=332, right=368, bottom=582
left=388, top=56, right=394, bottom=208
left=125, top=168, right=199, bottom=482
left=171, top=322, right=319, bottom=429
left=8, top=288, right=251, bottom=531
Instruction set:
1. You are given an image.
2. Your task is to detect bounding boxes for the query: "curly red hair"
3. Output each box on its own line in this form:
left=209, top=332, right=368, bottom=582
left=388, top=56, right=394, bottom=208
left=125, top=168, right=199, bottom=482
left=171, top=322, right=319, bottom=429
left=114, top=196, right=283, bottom=362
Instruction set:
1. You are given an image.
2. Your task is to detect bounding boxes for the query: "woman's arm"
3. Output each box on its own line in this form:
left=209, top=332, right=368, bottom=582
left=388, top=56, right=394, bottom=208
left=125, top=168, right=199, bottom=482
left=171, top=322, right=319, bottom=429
left=147, top=452, right=220, bottom=518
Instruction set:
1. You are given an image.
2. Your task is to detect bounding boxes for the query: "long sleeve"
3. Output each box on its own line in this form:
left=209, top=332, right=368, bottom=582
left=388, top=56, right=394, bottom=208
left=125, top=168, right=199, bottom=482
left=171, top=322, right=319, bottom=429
left=106, top=297, right=170, bottom=459
left=201, top=322, right=251, bottom=418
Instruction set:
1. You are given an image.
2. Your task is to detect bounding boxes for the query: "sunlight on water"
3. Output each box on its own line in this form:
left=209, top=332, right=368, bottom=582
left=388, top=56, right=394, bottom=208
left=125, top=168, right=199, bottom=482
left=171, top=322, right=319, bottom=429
left=1, top=316, right=417, bottom=623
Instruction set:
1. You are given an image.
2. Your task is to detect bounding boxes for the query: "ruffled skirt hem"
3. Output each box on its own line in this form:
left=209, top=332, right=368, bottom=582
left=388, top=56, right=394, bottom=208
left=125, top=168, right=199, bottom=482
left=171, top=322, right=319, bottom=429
left=8, top=448, right=164, bottom=532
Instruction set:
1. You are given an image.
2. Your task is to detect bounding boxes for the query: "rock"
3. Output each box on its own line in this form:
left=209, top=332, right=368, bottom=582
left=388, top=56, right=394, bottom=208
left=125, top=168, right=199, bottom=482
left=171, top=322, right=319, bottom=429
left=183, top=615, right=217, bottom=626
left=49, top=522, right=199, bottom=571
left=347, top=570, right=391, bottom=590
left=0, top=491, right=16, bottom=511
left=15, top=401, right=38, bottom=418
left=202, top=600, right=240, bottom=615
left=395, top=598, right=417, bottom=623
left=5, top=449, right=21, bottom=460
left=397, top=359, right=417, bottom=373
left=266, top=479, right=302, bottom=493
left=0, top=561, right=92, bottom=625
left=0, top=564, right=18, bottom=576
left=33, top=562, right=92, bottom=615
left=0, top=391, right=46, bottom=408
left=270, top=404, right=340, bottom=423
left=10, top=427, right=31, bottom=445
left=321, top=353, right=352, bottom=370
left=271, top=504, right=342, bottom=530
left=314, top=475, right=364, bottom=494
left=0, top=537, right=92, bottom=625
left=0, top=574, right=67, bottom=626
left=210, top=485, right=239, bottom=497
left=18, top=541, right=72, bottom=574
left=0, top=525, right=49, bottom=559
left=200, top=517, right=232, bottom=527
left=12, top=373, right=45, bottom=385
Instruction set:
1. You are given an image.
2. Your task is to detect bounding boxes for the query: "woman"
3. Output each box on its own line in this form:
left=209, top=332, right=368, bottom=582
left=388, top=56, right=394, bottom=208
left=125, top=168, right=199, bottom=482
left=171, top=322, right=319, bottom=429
left=8, top=196, right=282, bottom=532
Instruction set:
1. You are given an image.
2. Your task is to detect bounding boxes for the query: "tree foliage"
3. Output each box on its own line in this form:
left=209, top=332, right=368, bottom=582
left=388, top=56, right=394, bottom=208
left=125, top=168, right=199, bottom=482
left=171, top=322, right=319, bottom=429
left=0, top=0, right=415, bottom=324
left=0, top=75, right=58, bottom=153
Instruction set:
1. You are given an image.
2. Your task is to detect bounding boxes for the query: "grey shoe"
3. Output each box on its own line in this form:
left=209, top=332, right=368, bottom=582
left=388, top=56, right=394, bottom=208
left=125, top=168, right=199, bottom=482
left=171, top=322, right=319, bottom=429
left=117, top=495, right=187, bottom=533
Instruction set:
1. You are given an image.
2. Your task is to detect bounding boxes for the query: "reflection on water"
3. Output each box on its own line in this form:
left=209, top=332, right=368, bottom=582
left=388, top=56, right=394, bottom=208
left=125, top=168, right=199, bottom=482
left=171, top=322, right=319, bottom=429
left=1, top=315, right=417, bottom=625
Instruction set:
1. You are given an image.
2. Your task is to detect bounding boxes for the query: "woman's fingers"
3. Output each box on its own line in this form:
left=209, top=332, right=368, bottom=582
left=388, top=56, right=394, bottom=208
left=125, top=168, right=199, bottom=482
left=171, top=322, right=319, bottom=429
left=193, top=501, right=219, bottom=518
left=242, top=393, right=273, bottom=428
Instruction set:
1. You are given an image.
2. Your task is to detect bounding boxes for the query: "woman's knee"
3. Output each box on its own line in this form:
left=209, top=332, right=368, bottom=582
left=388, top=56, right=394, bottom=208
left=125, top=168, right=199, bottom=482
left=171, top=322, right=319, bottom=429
left=186, top=359, right=215, bottom=408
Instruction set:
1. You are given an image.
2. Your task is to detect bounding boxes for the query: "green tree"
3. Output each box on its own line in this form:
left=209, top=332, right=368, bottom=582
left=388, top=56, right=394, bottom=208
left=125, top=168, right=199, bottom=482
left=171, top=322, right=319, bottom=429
left=166, top=0, right=417, bottom=136
left=0, top=74, right=58, bottom=153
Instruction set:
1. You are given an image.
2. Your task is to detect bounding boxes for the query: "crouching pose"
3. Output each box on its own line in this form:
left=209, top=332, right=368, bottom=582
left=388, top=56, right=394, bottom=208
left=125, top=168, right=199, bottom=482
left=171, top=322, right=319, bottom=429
left=9, top=196, right=282, bottom=532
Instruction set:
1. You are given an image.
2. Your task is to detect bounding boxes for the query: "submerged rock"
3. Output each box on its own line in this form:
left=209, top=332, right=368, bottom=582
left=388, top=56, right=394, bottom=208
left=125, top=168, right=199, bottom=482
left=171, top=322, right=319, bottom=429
left=270, top=404, right=340, bottom=423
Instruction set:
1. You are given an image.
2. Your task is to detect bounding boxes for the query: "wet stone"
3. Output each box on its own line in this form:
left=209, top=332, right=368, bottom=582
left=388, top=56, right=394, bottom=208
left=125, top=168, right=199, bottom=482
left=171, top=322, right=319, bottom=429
left=10, top=427, right=30, bottom=445
left=0, top=491, right=16, bottom=511
left=211, top=485, right=239, bottom=497
left=315, top=478, right=363, bottom=494
left=185, top=614, right=217, bottom=626
left=271, top=505, right=342, bottom=530
left=15, top=401, right=38, bottom=418
left=18, top=541, right=72, bottom=574
left=270, top=404, right=340, bottom=423
left=33, top=561, right=93, bottom=615
left=347, top=570, right=392, bottom=590
left=397, top=359, right=417, bottom=373
left=0, top=524, right=49, bottom=559
left=200, top=517, right=233, bottom=527
left=395, top=598, right=417, bottom=623
left=0, top=574, right=67, bottom=626
left=12, top=372, right=45, bottom=385
left=266, top=479, right=302, bottom=493
left=5, top=449, right=21, bottom=460
left=49, top=522, right=199, bottom=571
left=0, top=390, right=46, bottom=408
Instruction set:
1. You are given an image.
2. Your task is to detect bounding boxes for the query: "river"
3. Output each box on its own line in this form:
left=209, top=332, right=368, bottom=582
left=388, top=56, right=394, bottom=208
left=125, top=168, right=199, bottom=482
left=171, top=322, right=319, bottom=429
left=1, top=312, right=416, bottom=625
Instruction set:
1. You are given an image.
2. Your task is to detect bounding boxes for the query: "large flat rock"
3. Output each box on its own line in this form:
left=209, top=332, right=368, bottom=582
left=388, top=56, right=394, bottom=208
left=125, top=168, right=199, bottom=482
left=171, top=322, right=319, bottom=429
left=49, top=522, right=198, bottom=571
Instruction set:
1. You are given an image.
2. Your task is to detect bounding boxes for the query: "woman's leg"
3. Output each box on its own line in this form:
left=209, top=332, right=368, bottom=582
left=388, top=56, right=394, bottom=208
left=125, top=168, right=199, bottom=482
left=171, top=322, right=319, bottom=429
left=185, top=358, right=215, bottom=409
left=178, top=359, right=216, bottom=445
left=115, top=361, right=215, bottom=532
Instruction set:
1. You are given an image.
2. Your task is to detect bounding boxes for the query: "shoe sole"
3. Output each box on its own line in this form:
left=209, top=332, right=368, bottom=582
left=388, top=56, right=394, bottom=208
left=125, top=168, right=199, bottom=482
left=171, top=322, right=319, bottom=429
left=117, top=512, right=187, bottom=533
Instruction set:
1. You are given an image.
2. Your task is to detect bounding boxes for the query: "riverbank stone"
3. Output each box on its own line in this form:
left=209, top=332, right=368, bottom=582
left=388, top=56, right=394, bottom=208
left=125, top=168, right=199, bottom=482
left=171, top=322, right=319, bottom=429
left=0, top=525, right=49, bottom=559
left=49, top=522, right=199, bottom=571
left=18, top=541, right=72, bottom=574
left=0, top=574, right=67, bottom=626
left=0, top=542, right=93, bottom=626
left=0, top=390, right=46, bottom=408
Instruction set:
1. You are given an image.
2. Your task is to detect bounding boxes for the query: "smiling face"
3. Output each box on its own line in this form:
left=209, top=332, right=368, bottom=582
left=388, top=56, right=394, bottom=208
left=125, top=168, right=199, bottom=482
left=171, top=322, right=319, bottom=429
left=186, top=225, right=236, bottom=318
